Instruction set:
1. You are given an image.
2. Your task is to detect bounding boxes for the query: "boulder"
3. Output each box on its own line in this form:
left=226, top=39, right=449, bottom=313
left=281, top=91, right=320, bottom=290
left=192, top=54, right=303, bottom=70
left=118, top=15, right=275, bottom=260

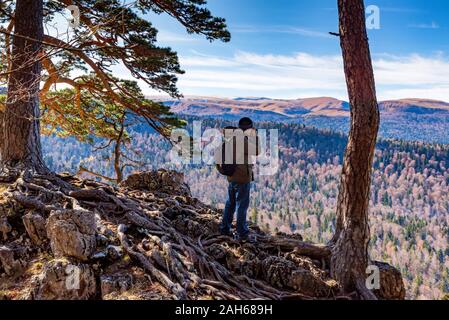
left=106, top=245, right=123, bottom=261
left=32, top=259, right=96, bottom=300
left=373, top=261, right=406, bottom=300
left=0, top=245, right=26, bottom=276
left=120, top=170, right=191, bottom=196
left=91, top=245, right=123, bottom=262
left=0, top=216, right=12, bottom=241
left=100, top=273, right=132, bottom=299
left=261, top=256, right=332, bottom=297
left=46, top=210, right=96, bottom=261
left=22, top=212, right=47, bottom=245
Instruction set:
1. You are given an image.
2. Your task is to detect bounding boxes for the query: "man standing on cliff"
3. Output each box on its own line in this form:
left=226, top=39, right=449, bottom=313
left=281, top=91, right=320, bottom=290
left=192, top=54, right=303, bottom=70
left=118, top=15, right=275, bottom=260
left=217, top=117, right=259, bottom=242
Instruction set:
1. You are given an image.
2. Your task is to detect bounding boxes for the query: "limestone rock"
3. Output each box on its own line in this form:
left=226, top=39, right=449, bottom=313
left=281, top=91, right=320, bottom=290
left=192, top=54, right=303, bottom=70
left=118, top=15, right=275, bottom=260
left=96, top=234, right=110, bottom=246
left=373, top=261, right=406, bottom=300
left=100, top=273, right=132, bottom=299
left=0, top=245, right=26, bottom=276
left=0, top=216, right=12, bottom=241
left=32, top=259, right=96, bottom=300
left=22, top=212, right=47, bottom=245
left=106, top=245, right=123, bottom=261
left=46, top=210, right=96, bottom=261
left=120, top=169, right=191, bottom=196
left=261, top=256, right=332, bottom=297
left=91, top=245, right=123, bottom=262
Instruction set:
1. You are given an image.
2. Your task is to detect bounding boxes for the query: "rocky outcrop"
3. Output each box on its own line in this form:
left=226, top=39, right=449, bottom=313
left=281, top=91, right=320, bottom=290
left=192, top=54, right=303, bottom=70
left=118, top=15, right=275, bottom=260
left=0, top=170, right=406, bottom=300
left=261, top=256, right=334, bottom=297
left=0, top=245, right=26, bottom=276
left=22, top=212, right=47, bottom=245
left=373, top=261, right=406, bottom=300
left=100, top=273, right=133, bottom=299
left=119, top=169, right=191, bottom=196
left=0, top=216, right=12, bottom=241
left=46, top=209, right=96, bottom=261
left=32, top=259, right=96, bottom=300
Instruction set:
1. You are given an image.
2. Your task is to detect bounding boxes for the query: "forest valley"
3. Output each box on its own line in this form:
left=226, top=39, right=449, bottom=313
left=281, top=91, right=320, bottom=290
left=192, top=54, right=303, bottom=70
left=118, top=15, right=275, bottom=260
left=41, top=119, right=449, bottom=300
left=0, top=0, right=428, bottom=301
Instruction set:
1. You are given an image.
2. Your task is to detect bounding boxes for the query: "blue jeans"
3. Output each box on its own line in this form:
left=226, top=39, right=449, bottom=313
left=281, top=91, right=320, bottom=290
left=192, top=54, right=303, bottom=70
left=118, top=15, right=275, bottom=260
left=220, top=182, right=251, bottom=237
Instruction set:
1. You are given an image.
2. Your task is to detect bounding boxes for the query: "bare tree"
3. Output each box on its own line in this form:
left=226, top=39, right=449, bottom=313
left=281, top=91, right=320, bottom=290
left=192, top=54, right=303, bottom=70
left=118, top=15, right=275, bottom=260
left=330, top=0, right=380, bottom=299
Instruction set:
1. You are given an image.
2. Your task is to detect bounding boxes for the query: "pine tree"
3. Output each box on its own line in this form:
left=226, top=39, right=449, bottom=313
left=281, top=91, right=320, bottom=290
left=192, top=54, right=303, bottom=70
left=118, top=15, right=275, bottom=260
left=0, top=0, right=230, bottom=172
left=330, top=0, right=381, bottom=299
left=1, top=0, right=45, bottom=171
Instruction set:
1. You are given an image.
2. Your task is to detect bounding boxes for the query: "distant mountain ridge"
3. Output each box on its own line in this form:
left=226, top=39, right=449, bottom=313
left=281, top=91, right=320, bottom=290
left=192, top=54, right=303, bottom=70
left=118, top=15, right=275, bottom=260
left=380, top=98, right=449, bottom=114
left=156, top=96, right=449, bottom=144
left=156, top=96, right=449, bottom=120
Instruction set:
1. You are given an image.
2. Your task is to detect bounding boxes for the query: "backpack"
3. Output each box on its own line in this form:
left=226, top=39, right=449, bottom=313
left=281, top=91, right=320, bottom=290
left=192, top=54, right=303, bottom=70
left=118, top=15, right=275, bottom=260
left=216, top=139, right=237, bottom=177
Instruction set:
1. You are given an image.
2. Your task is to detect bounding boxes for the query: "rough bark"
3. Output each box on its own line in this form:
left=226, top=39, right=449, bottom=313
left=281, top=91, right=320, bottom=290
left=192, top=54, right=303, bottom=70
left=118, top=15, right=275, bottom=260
left=2, top=0, right=46, bottom=172
left=113, top=119, right=126, bottom=183
left=330, top=0, right=380, bottom=299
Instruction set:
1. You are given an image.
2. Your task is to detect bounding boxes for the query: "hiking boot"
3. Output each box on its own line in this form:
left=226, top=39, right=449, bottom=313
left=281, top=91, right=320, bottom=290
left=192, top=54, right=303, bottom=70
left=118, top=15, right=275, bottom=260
left=219, top=229, right=232, bottom=237
left=237, top=233, right=257, bottom=244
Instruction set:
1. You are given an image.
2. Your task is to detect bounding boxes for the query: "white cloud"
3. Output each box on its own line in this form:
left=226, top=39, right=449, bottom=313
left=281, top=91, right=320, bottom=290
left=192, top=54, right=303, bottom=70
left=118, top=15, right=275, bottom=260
left=169, top=51, right=449, bottom=102
left=409, top=21, right=440, bottom=29
left=110, top=49, right=449, bottom=102
left=381, top=86, right=449, bottom=102
left=181, top=55, right=240, bottom=68
left=176, top=52, right=346, bottom=99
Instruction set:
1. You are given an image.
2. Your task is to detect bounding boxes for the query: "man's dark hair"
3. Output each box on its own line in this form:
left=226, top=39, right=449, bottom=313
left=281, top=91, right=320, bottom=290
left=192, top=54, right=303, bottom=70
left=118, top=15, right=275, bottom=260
left=238, top=117, right=254, bottom=131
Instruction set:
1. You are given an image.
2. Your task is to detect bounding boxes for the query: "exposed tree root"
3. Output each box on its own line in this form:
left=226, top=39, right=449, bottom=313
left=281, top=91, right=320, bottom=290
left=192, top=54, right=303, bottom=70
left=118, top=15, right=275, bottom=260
left=355, top=277, right=378, bottom=300
left=0, top=169, right=404, bottom=300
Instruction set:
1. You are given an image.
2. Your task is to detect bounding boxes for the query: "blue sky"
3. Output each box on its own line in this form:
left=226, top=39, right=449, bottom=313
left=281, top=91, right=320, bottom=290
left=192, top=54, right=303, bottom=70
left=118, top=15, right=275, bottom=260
left=146, top=0, right=449, bottom=101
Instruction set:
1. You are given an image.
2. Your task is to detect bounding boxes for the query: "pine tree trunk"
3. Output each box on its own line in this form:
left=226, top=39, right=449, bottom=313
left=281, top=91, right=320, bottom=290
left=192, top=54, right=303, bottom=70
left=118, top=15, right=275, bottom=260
left=330, top=0, right=380, bottom=299
left=2, top=0, right=46, bottom=172
left=114, top=140, right=123, bottom=183
left=113, top=117, right=126, bottom=183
